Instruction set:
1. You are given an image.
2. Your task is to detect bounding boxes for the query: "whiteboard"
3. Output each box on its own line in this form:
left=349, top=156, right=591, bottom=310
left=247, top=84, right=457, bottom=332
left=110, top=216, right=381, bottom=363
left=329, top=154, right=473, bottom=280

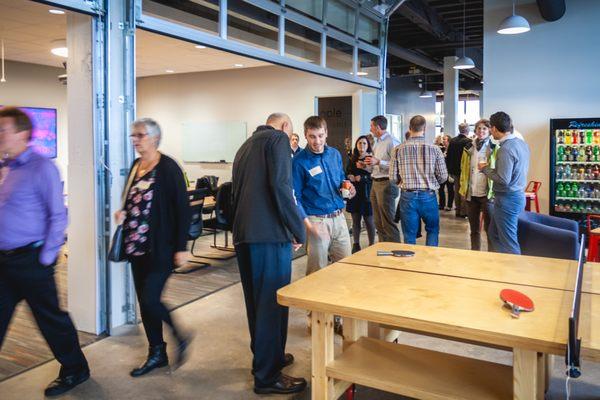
left=182, top=121, right=248, bottom=163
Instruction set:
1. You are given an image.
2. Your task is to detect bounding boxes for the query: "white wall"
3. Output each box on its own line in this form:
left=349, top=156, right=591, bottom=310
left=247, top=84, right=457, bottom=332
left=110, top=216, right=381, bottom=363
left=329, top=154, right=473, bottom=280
left=136, top=65, right=374, bottom=183
left=484, top=0, right=600, bottom=213
left=0, top=60, right=68, bottom=186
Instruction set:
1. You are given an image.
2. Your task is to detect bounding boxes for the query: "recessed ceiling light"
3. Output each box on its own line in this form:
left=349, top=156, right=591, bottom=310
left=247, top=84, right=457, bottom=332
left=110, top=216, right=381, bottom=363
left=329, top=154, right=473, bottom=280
left=49, top=9, right=65, bottom=15
left=234, top=63, right=244, bottom=67
left=356, top=71, right=368, bottom=76
left=50, top=39, right=68, bottom=58
left=195, top=45, right=206, bottom=49
left=165, top=69, right=175, bottom=73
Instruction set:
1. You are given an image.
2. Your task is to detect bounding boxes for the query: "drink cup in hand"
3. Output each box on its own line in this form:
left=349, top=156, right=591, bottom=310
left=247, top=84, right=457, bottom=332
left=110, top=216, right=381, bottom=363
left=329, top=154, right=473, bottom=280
left=341, top=180, right=352, bottom=199
left=478, top=157, right=488, bottom=170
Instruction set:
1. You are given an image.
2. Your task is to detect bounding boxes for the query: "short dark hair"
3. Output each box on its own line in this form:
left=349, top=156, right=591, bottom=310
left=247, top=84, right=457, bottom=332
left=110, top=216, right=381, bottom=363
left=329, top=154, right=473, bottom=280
left=0, top=106, right=33, bottom=139
left=304, top=116, right=327, bottom=132
left=490, top=112, right=512, bottom=133
left=409, top=115, right=426, bottom=133
left=475, top=118, right=491, bottom=130
left=371, top=115, right=388, bottom=130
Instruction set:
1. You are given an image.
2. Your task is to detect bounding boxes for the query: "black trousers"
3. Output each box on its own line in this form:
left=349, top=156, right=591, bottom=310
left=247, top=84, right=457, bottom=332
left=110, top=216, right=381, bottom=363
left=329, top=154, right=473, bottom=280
left=438, top=181, right=455, bottom=209
left=130, top=254, right=180, bottom=347
left=0, top=249, right=88, bottom=376
left=235, top=242, right=291, bottom=388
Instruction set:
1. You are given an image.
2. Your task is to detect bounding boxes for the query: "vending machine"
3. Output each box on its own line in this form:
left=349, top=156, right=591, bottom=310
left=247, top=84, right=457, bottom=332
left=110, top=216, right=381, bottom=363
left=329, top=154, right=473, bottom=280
left=550, top=118, right=600, bottom=228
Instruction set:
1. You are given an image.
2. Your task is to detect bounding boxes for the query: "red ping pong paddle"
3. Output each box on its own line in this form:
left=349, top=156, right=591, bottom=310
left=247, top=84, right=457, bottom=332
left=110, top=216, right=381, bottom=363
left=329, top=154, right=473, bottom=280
left=500, top=289, right=534, bottom=319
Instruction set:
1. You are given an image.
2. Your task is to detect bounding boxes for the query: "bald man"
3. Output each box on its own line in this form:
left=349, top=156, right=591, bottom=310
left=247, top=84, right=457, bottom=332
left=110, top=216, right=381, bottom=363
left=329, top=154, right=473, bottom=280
left=232, top=113, right=307, bottom=395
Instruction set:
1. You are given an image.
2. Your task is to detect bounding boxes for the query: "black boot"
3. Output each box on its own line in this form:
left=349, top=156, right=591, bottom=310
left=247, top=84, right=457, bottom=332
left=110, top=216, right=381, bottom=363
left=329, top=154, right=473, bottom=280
left=352, top=243, right=361, bottom=254
left=173, top=333, right=193, bottom=370
left=130, top=343, right=168, bottom=377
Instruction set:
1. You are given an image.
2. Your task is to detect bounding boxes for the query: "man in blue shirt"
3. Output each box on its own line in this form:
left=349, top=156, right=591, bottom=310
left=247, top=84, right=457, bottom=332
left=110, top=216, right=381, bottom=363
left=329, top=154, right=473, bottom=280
left=0, top=107, right=89, bottom=396
left=292, top=116, right=355, bottom=278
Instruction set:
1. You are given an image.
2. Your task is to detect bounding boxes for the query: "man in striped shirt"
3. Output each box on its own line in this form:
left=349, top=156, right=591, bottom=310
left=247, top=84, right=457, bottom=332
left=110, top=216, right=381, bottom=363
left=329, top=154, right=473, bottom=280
left=390, top=115, right=448, bottom=246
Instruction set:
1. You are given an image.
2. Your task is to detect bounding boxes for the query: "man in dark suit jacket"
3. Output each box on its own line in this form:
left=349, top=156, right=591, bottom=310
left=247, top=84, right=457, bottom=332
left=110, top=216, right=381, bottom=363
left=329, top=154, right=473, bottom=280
left=232, top=113, right=307, bottom=395
left=445, top=123, right=472, bottom=217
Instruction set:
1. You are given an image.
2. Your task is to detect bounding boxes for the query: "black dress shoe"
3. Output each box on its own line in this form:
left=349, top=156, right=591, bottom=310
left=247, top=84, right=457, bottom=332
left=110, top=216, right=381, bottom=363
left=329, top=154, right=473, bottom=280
left=352, top=243, right=361, bottom=254
left=254, top=374, right=307, bottom=395
left=44, top=369, right=90, bottom=397
left=283, top=353, right=294, bottom=367
left=130, top=343, right=168, bottom=377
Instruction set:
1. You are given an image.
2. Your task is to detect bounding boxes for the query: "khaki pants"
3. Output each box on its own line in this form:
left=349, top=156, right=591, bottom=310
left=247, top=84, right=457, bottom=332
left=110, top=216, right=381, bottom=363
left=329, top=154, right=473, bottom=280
left=306, top=213, right=352, bottom=275
left=370, top=180, right=400, bottom=243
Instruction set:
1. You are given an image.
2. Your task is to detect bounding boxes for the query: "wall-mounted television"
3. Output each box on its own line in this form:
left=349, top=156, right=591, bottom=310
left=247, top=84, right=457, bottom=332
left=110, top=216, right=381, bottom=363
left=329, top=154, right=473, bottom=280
left=0, top=106, right=57, bottom=158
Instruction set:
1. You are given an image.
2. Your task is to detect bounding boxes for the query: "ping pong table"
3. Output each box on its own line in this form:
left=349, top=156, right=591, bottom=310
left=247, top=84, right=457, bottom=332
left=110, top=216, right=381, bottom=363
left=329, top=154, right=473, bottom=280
left=277, top=242, right=600, bottom=400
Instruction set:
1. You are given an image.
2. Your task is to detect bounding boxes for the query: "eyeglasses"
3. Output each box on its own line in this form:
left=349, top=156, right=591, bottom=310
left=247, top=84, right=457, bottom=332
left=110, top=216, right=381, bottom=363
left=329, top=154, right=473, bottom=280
left=129, top=133, right=147, bottom=140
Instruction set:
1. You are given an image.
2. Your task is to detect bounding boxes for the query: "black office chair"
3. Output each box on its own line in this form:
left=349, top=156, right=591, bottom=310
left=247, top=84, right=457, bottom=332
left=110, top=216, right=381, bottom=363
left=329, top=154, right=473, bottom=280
left=202, top=182, right=236, bottom=260
left=196, top=176, right=219, bottom=234
left=173, top=188, right=212, bottom=274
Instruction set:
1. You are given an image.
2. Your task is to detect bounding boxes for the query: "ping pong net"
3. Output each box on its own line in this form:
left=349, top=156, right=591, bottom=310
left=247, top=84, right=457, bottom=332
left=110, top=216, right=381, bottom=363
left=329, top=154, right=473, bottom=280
left=566, top=234, right=586, bottom=379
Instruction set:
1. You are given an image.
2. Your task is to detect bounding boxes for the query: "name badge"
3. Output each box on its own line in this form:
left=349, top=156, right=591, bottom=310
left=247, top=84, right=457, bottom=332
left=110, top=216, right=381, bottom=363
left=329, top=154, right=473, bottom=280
left=309, top=165, right=323, bottom=177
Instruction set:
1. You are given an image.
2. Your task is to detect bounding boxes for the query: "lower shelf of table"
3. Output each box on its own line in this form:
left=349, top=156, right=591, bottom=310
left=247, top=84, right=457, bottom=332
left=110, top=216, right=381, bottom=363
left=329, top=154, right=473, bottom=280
left=326, top=337, right=512, bottom=400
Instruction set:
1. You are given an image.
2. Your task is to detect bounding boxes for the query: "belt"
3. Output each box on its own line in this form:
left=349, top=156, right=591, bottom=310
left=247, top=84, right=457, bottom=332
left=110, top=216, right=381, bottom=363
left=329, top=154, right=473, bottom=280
left=373, top=177, right=389, bottom=182
left=0, top=241, right=44, bottom=257
left=312, top=209, right=344, bottom=219
left=403, top=189, right=435, bottom=193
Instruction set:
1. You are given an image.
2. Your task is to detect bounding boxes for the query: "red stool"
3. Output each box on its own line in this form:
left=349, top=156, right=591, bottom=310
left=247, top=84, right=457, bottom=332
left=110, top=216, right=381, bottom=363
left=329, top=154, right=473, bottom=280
left=345, top=384, right=356, bottom=400
left=525, top=181, right=541, bottom=212
left=586, top=215, right=600, bottom=262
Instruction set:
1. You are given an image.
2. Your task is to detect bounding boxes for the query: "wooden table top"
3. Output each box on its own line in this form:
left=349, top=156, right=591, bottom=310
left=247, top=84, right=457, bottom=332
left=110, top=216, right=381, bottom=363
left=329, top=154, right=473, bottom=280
left=190, top=195, right=215, bottom=208
left=278, top=262, right=600, bottom=361
left=339, top=242, right=600, bottom=295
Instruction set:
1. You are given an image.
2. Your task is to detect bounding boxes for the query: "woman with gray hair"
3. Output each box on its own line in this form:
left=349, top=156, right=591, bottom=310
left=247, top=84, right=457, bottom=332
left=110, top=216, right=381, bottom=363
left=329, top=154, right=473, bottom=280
left=114, top=118, right=191, bottom=377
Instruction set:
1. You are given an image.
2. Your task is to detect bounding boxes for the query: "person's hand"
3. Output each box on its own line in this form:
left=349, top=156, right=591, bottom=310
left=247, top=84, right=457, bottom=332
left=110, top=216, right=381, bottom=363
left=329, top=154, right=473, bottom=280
left=114, top=210, right=126, bottom=225
left=292, top=239, right=302, bottom=252
left=174, top=251, right=189, bottom=267
left=477, top=161, right=488, bottom=171
left=348, top=174, right=356, bottom=182
left=355, top=175, right=361, bottom=182
left=356, top=161, right=365, bottom=169
left=364, top=156, right=380, bottom=166
left=305, top=219, right=321, bottom=238
left=347, top=183, right=357, bottom=199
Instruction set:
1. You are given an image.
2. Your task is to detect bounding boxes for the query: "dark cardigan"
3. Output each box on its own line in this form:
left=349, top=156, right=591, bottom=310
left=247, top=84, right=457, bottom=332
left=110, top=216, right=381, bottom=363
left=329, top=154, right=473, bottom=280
left=126, top=154, right=190, bottom=270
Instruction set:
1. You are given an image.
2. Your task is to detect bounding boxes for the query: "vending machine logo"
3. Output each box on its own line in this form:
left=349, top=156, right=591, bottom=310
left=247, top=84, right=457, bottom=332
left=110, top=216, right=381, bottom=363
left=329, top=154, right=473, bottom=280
left=569, top=121, right=600, bottom=129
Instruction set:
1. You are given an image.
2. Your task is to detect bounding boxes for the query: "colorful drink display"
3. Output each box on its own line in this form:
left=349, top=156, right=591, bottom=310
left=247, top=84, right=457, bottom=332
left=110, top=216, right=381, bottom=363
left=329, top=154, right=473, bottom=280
left=555, top=128, right=600, bottom=213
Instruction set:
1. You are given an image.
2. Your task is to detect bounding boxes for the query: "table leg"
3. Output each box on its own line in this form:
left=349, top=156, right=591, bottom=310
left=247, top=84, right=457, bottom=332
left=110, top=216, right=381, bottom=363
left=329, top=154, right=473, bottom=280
left=312, top=311, right=334, bottom=400
left=367, top=322, right=400, bottom=342
left=343, top=318, right=367, bottom=350
left=536, top=353, right=546, bottom=400
left=513, top=347, right=539, bottom=400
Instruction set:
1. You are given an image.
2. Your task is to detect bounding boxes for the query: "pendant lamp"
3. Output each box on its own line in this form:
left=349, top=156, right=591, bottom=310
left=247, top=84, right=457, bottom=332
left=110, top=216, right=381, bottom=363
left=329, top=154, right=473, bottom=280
left=498, top=0, right=530, bottom=34
left=453, top=0, right=475, bottom=70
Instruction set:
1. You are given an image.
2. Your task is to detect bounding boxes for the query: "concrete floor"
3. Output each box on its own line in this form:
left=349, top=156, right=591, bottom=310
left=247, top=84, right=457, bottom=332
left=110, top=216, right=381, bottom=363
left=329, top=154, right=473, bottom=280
left=1, top=212, right=599, bottom=399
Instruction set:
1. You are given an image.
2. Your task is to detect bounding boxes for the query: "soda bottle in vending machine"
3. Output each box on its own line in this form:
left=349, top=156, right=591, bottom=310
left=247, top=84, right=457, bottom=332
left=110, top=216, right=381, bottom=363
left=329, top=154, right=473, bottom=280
left=564, top=182, right=572, bottom=197
left=587, top=130, right=593, bottom=144
left=557, top=145, right=564, bottom=161
left=565, top=164, right=572, bottom=179
left=557, top=182, right=564, bottom=197
left=565, top=130, right=572, bottom=144
left=595, top=130, right=600, bottom=144
left=579, top=130, right=586, bottom=144
left=586, top=145, right=593, bottom=161
left=557, top=130, right=565, bottom=144
left=573, top=130, right=579, bottom=144
left=593, top=165, right=600, bottom=180
left=594, top=146, right=600, bottom=162
left=572, top=146, right=579, bottom=161
left=571, top=182, right=579, bottom=197
left=565, top=146, right=572, bottom=161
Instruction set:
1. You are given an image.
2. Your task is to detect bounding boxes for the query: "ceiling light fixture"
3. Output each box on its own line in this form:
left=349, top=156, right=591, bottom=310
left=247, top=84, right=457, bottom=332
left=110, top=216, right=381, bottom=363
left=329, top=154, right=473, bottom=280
left=165, top=69, right=175, bottom=73
left=498, top=0, right=530, bottom=34
left=419, top=76, right=432, bottom=98
left=234, top=63, right=244, bottom=67
left=356, top=71, right=368, bottom=76
left=195, top=45, right=206, bottom=49
left=1, top=39, right=6, bottom=83
left=454, top=1, right=475, bottom=70
left=50, top=39, right=68, bottom=58
left=49, top=9, right=65, bottom=15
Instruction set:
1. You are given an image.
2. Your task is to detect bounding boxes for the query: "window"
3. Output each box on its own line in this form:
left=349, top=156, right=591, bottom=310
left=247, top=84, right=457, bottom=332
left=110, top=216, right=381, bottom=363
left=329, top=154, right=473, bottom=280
left=228, top=0, right=279, bottom=52
left=285, top=19, right=321, bottom=64
left=286, top=0, right=323, bottom=21
left=326, top=36, right=353, bottom=74
left=358, top=49, right=379, bottom=80
left=358, top=15, right=379, bottom=45
left=142, top=0, right=219, bottom=36
left=326, top=0, right=355, bottom=35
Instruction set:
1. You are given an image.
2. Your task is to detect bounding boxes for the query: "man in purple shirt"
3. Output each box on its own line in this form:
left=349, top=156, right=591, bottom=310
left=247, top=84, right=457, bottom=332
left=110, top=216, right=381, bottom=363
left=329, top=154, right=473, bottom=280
left=0, top=107, right=89, bottom=396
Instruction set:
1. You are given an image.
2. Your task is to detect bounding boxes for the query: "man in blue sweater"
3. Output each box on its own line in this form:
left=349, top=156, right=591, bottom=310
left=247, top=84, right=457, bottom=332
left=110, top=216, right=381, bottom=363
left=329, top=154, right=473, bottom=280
left=478, top=111, right=530, bottom=254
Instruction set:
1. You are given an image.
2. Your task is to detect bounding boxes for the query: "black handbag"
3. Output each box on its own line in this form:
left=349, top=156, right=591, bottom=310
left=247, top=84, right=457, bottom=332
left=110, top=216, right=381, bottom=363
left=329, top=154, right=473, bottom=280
left=108, top=163, right=139, bottom=262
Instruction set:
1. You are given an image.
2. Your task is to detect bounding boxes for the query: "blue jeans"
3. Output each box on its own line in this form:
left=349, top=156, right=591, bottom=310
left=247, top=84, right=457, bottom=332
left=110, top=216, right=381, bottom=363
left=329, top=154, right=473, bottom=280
left=399, top=190, right=439, bottom=246
left=488, top=192, right=525, bottom=254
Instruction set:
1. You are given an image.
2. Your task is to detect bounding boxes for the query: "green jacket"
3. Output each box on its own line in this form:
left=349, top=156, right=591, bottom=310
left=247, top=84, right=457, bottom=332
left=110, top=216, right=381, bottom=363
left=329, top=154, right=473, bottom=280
left=459, top=139, right=498, bottom=200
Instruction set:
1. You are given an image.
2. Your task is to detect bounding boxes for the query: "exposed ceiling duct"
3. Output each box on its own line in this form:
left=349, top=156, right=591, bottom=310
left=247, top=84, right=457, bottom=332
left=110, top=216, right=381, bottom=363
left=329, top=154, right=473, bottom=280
left=536, top=0, right=566, bottom=22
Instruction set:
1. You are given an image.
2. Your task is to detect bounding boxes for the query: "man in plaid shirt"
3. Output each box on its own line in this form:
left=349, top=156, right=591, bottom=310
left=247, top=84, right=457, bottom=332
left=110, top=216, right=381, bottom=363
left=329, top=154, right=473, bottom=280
left=390, top=115, right=448, bottom=246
